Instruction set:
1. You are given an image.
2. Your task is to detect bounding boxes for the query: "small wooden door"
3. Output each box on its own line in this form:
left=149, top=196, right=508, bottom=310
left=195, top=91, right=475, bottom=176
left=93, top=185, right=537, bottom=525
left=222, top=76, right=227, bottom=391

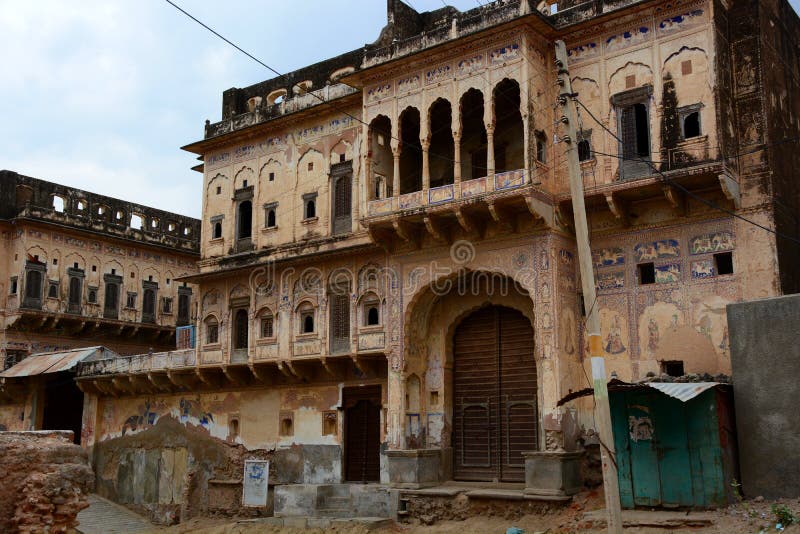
left=344, top=385, right=381, bottom=482
left=453, top=306, right=537, bottom=482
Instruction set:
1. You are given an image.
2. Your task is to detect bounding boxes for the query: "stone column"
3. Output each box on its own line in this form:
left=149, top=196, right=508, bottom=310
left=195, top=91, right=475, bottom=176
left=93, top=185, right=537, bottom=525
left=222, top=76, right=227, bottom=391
left=453, top=131, right=462, bottom=185
left=392, top=146, right=401, bottom=198
left=486, top=124, right=495, bottom=177
left=421, top=139, right=431, bottom=192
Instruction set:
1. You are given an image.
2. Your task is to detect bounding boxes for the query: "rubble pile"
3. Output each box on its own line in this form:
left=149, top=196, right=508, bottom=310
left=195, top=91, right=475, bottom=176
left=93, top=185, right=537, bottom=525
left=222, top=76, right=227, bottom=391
left=0, top=431, right=94, bottom=533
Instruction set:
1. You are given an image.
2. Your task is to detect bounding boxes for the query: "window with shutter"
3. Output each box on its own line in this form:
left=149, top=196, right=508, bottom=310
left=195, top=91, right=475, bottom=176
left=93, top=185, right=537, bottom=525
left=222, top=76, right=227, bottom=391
left=330, top=292, right=350, bottom=354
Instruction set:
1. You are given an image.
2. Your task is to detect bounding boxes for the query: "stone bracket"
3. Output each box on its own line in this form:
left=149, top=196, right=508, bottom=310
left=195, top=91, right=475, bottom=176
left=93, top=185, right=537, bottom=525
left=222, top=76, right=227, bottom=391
left=604, top=192, right=629, bottom=227
left=718, top=172, right=741, bottom=209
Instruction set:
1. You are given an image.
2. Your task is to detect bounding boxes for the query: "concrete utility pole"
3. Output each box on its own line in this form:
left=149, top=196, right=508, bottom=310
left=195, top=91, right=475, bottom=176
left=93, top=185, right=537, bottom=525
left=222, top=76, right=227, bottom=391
left=554, top=40, right=623, bottom=534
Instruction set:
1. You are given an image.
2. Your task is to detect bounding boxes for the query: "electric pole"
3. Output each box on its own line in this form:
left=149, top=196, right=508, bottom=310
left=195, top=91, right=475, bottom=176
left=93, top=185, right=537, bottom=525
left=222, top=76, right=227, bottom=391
left=554, top=39, right=623, bottom=534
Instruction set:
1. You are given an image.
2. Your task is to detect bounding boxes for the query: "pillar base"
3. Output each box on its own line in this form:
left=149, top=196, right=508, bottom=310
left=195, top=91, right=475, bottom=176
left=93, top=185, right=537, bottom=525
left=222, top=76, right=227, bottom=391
left=522, top=451, right=583, bottom=499
left=386, top=449, right=444, bottom=489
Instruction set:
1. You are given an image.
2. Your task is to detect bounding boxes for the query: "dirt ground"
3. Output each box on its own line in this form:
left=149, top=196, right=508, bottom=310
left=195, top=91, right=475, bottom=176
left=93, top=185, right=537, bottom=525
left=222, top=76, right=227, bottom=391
left=144, top=492, right=800, bottom=534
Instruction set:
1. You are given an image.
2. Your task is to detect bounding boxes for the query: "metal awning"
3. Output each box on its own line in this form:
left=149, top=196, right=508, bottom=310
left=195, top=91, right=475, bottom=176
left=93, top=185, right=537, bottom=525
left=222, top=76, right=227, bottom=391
left=0, top=346, right=119, bottom=378
left=557, top=379, right=729, bottom=406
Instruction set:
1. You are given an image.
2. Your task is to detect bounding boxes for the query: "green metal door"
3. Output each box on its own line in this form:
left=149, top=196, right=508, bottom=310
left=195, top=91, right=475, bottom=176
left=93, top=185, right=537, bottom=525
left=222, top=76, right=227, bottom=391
left=611, top=390, right=696, bottom=508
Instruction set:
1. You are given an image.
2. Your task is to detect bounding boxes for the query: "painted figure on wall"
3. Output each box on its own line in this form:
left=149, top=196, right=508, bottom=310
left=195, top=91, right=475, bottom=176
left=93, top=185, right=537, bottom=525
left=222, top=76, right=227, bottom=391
left=604, top=314, right=626, bottom=354
left=562, top=309, right=576, bottom=355
left=647, top=317, right=660, bottom=352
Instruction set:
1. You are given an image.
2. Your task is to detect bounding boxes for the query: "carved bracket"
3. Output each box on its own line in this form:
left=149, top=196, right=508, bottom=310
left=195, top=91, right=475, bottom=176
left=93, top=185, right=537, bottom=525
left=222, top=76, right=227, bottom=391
left=423, top=215, right=449, bottom=243
left=604, top=192, right=629, bottom=227
left=718, top=173, right=741, bottom=209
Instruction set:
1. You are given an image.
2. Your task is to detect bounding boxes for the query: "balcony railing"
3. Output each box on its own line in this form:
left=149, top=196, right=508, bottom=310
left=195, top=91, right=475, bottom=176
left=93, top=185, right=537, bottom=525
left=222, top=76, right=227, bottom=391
left=76, top=349, right=196, bottom=377
left=368, top=169, right=527, bottom=217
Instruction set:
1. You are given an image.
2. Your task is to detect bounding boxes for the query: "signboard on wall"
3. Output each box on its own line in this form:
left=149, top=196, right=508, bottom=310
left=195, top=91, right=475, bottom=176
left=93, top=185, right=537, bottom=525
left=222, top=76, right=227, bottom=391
left=242, top=460, right=269, bottom=507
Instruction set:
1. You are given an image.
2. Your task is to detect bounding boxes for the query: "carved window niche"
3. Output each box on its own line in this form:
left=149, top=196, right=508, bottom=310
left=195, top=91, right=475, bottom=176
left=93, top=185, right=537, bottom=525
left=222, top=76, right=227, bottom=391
left=234, top=187, right=254, bottom=253
left=263, top=202, right=278, bottom=231
left=67, top=267, right=85, bottom=314
left=125, top=292, right=137, bottom=310
left=613, top=85, right=653, bottom=181
left=103, top=273, right=122, bottom=319
left=279, top=411, right=294, bottom=437
left=210, top=214, right=224, bottom=241
left=47, top=280, right=59, bottom=300
left=302, top=192, right=318, bottom=222
left=142, top=280, right=158, bottom=324
left=9, top=276, right=18, bottom=295
left=678, top=104, right=703, bottom=140
left=177, top=286, right=192, bottom=326
left=297, top=301, right=316, bottom=336
left=87, top=286, right=98, bottom=305
left=361, top=294, right=381, bottom=328
left=22, top=260, right=46, bottom=310
left=322, top=411, right=338, bottom=436
left=258, top=308, right=276, bottom=343
left=161, top=297, right=173, bottom=315
left=204, top=316, right=220, bottom=346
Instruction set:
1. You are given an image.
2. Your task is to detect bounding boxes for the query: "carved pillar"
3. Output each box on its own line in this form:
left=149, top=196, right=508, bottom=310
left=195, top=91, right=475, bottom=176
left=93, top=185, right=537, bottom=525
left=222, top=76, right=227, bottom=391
left=522, top=113, right=531, bottom=180
left=421, top=138, right=431, bottom=192
left=486, top=124, right=495, bottom=177
left=453, top=131, right=462, bottom=185
left=392, top=146, right=401, bottom=198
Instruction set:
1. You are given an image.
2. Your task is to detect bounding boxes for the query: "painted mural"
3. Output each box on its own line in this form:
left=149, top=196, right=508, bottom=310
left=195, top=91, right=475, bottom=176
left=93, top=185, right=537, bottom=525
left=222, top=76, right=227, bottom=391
left=634, top=239, right=680, bottom=262
left=690, top=232, right=734, bottom=254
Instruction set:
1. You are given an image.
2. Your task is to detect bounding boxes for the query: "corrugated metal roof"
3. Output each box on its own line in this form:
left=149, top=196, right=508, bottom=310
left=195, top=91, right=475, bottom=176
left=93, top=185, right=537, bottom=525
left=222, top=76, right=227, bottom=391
left=0, top=346, right=118, bottom=377
left=557, top=380, right=727, bottom=406
left=646, top=382, right=721, bottom=402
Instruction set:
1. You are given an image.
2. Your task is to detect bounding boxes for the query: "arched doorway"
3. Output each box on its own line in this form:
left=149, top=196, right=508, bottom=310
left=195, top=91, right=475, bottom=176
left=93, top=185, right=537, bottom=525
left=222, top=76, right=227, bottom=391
left=452, top=305, right=537, bottom=482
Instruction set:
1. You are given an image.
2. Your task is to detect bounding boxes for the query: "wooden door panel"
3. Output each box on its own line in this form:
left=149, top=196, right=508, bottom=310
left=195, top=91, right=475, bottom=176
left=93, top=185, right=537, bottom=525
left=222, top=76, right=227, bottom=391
left=453, top=306, right=538, bottom=482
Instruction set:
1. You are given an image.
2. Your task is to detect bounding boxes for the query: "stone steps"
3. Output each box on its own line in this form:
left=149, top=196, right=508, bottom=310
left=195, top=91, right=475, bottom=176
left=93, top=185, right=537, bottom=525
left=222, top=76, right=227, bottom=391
left=76, top=494, right=154, bottom=534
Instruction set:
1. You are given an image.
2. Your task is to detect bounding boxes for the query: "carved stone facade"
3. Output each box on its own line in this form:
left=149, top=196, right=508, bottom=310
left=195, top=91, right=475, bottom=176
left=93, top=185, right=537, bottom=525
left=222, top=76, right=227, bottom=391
left=14, top=0, right=796, bottom=519
left=0, top=171, right=200, bottom=364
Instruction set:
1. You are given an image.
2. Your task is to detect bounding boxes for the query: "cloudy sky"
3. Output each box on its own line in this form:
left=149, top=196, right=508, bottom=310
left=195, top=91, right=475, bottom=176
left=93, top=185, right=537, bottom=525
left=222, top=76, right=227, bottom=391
left=1, top=0, right=797, bottom=218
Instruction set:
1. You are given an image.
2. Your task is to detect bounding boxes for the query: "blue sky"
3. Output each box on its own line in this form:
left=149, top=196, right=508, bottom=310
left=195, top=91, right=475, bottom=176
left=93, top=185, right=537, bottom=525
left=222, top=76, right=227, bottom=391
left=1, top=0, right=798, bottom=218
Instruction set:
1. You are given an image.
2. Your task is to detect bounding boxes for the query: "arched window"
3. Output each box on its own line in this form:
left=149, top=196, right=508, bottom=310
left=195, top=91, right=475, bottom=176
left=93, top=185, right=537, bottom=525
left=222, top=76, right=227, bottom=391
left=399, top=107, right=423, bottom=194
left=298, top=302, right=315, bottom=334
left=362, top=293, right=381, bottom=327
left=104, top=280, right=119, bottom=318
left=234, top=309, right=249, bottom=349
left=267, top=209, right=276, bottom=228
left=259, top=309, right=275, bottom=338
left=69, top=276, right=83, bottom=309
left=142, top=287, right=156, bottom=323
left=493, top=79, right=524, bottom=172
left=367, top=306, right=380, bottom=326
left=213, top=221, right=222, bottom=239
left=683, top=112, right=700, bottom=138
left=305, top=199, right=316, bottom=219
left=303, top=314, right=314, bottom=333
left=25, top=270, right=42, bottom=300
left=578, top=139, right=591, bottom=161
left=329, top=281, right=351, bottom=353
left=428, top=98, right=455, bottom=188
left=205, top=316, right=219, bottom=344
left=238, top=201, right=252, bottom=240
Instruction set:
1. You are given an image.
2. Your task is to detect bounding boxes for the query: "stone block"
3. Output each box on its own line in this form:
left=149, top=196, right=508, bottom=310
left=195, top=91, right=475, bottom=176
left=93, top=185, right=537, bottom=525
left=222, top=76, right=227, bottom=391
left=274, top=484, right=317, bottom=517
left=522, top=451, right=583, bottom=499
left=386, top=449, right=442, bottom=488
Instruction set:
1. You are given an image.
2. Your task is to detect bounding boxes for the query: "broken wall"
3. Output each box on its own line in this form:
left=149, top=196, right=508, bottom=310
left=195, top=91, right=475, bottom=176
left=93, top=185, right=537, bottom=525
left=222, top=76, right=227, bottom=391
left=91, top=380, right=384, bottom=522
left=0, top=430, right=93, bottom=533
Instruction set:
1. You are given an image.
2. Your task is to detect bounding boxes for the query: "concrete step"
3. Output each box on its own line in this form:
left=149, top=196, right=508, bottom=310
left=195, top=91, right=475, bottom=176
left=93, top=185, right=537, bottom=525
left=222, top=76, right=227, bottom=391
left=317, top=507, right=357, bottom=518
left=321, top=496, right=351, bottom=507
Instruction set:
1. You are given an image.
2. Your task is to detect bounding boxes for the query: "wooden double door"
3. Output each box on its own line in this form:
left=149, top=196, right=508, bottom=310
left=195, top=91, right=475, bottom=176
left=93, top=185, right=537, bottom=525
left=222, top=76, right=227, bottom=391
left=453, top=306, right=538, bottom=482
